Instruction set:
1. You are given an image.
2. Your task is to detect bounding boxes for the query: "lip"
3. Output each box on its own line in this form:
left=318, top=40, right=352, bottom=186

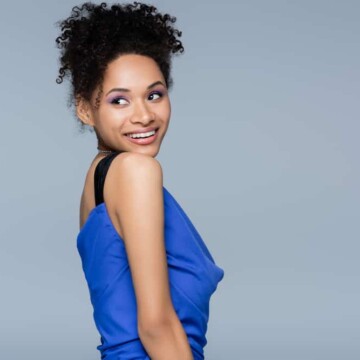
left=124, top=126, right=159, bottom=135
left=125, top=127, right=159, bottom=145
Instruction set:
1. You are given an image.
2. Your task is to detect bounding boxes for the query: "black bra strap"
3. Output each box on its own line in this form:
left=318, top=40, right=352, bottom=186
left=94, top=151, right=124, bottom=206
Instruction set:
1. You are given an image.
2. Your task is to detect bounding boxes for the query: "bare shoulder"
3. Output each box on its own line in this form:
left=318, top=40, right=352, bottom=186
left=111, top=151, right=162, bottom=174
left=103, top=152, right=163, bottom=238
left=106, top=152, right=163, bottom=191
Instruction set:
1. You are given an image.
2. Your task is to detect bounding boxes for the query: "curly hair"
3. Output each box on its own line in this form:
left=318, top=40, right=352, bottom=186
left=55, top=1, right=184, bottom=131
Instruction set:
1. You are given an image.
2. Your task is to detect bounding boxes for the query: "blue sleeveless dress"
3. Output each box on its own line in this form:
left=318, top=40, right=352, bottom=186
left=77, top=152, right=225, bottom=360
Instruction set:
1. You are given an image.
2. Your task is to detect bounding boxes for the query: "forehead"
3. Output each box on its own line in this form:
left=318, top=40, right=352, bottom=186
left=103, top=54, right=164, bottom=90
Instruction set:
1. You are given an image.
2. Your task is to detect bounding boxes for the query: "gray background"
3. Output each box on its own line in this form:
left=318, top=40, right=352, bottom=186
left=0, top=0, right=359, bottom=359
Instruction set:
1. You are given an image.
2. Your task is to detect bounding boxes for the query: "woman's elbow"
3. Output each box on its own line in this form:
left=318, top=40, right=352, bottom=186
left=138, top=308, right=178, bottom=338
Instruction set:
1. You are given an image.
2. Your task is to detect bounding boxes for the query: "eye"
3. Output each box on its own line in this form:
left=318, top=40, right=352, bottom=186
left=110, top=97, right=129, bottom=105
left=148, top=91, right=163, bottom=101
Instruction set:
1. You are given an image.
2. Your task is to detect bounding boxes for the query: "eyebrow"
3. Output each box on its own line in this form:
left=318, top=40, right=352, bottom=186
left=105, top=81, right=166, bottom=96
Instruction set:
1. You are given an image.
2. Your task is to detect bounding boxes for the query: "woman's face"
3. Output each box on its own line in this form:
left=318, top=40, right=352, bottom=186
left=80, top=54, right=171, bottom=158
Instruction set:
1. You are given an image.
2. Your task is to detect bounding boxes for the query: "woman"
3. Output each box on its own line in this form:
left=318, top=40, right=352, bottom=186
left=55, top=2, right=224, bottom=359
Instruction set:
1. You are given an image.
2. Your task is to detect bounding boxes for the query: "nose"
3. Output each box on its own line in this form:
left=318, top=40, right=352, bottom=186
left=131, top=100, right=155, bottom=125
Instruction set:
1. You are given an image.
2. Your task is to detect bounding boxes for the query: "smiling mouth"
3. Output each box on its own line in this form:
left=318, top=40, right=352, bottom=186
left=125, top=127, right=159, bottom=138
left=123, top=127, right=160, bottom=145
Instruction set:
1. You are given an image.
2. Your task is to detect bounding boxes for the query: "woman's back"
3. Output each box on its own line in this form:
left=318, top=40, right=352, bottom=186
left=77, top=151, right=224, bottom=359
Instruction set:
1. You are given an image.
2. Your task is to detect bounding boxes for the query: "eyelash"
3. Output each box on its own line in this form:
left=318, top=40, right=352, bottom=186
left=110, top=91, right=163, bottom=105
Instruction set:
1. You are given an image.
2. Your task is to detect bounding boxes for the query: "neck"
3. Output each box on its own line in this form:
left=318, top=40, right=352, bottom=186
left=97, top=145, right=116, bottom=154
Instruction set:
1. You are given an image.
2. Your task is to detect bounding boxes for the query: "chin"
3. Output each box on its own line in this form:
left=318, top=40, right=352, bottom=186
left=131, top=147, right=160, bottom=158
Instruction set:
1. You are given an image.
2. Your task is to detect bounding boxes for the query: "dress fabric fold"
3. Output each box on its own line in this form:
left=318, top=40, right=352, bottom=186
left=77, top=185, right=225, bottom=360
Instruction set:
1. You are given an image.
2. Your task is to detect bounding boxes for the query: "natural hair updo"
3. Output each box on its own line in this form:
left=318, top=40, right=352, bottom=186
left=55, top=1, right=184, bottom=130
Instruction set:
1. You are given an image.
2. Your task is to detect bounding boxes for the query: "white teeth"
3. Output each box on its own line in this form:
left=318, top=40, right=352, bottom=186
left=128, top=130, right=156, bottom=138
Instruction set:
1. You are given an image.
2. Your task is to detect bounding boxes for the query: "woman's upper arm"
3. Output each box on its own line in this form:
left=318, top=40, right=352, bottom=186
left=104, top=152, right=176, bottom=332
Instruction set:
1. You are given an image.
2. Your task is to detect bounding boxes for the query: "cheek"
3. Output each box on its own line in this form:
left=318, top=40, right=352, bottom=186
left=97, top=108, right=125, bottom=127
left=160, top=100, right=171, bottom=120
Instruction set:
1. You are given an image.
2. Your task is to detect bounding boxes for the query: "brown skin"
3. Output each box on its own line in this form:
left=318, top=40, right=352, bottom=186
left=77, top=54, right=194, bottom=360
left=77, top=53, right=171, bottom=158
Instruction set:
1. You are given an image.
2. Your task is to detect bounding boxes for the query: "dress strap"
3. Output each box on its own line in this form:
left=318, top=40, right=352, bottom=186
left=94, top=151, right=124, bottom=206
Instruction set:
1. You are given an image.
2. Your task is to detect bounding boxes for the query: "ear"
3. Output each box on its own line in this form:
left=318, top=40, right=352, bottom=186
left=75, top=96, right=95, bottom=126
